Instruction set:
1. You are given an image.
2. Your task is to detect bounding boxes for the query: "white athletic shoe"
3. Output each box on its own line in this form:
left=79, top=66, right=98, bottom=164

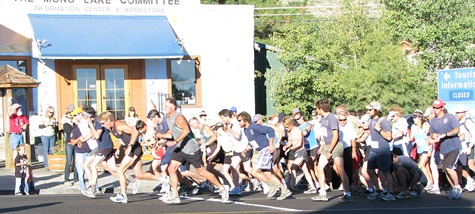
left=261, top=182, right=270, bottom=195
left=218, top=186, right=230, bottom=203
left=464, top=180, right=475, bottom=192
left=110, top=193, right=128, bottom=203
left=164, top=195, right=181, bottom=204
left=132, top=179, right=141, bottom=195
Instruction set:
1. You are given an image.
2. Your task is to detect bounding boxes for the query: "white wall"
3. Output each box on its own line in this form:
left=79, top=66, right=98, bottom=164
left=33, top=59, right=57, bottom=117
left=166, top=5, right=255, bottom=123
left=145, top=59, right=169, bottom=113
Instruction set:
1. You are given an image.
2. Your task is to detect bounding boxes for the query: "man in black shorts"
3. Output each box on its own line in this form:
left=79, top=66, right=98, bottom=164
left=161, top=98, right=229, bottom=204
left=429, top=99, right=463, bottom=199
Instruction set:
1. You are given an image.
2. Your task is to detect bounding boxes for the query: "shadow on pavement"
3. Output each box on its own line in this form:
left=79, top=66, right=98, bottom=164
left=0, top=202, right=63, bottom=213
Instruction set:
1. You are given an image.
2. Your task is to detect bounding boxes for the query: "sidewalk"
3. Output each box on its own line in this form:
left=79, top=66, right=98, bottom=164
left=0, top=160, right=163, bottom=195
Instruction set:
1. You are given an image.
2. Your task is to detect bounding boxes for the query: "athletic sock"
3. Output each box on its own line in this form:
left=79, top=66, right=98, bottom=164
left=383, top=188, right=388, bottom=193
left=91, top=184, right=96, bottom=193
left=368, top=187, right=374, bottom=192
left=127, top=175, right=136, bottom=183
left=467, top=177, right=474, bottom=182
left=345, top=192, right=352, bottom=197
left=265, top=180, right=276, bottom=187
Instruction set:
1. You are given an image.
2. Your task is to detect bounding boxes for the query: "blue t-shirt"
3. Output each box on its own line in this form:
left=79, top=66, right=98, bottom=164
left=429, top=113, right=462, bottom=154
left=71, top=126, right=91, bottom=153
left=299, top=122, right=319, bottom=149
left=157, top=119, right=169, bottom=134
left=264, top=123, right=280, bottom=146
left=369, top=117, right=392, bottom=153
left=94, top=118, right=113, bottom=149
left=321, top=113, right=339, bottom=145
left=244, top=123, right=275, bottom=151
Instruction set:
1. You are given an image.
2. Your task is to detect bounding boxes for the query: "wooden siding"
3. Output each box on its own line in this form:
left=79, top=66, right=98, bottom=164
left=55, top=59, right=146, bottom=122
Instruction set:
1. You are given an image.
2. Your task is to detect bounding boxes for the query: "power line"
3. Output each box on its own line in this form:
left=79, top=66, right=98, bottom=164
left=254, top=10, right=381, bottom=16
left=254, top=17, right=379, bottom=24
left=254, top=4, right=384, bottom=10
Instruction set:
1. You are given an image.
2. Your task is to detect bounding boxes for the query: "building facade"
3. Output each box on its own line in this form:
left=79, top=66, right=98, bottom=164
left=0, top=0, right=255, bottom=129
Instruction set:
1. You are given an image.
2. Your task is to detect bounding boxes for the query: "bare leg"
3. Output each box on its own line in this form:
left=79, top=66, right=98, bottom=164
left=317, top=155, right=329, bottom=194
left=333, top=157, right=350, bottom=193
left=117, top=155, right=137, bottom=195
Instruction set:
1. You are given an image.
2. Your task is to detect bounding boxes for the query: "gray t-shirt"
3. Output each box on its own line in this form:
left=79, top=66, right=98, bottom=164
left=429, top=113, right=462, bottom=154
left=167, top=112, right=199, bottom=155
left=321, top=113, right=339, bottom=145
left=369, top=117, right=392, bottom=153
left=397, top=155, right=418, bottom=172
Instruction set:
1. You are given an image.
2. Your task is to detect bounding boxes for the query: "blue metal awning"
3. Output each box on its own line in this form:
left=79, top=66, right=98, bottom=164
left=28, top=14, right=185, bottom=59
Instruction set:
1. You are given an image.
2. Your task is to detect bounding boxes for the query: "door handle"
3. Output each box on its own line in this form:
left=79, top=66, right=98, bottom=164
left=102, top=96, right=107, bottom=99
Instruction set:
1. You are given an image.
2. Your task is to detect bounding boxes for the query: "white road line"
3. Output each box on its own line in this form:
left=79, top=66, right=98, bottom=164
left=181, top=196, right=304, bottom=212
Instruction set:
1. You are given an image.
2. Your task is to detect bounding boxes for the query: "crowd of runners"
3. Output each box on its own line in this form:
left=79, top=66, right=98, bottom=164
left=60, top=97, right=473, bottom=204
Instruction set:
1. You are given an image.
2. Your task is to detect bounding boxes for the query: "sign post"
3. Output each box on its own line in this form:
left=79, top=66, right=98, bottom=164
left=438, top=67, right=475, bottom=111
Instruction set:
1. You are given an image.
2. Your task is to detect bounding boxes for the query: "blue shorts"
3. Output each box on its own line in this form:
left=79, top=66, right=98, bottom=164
left=179, top=163, right=189, bottom=172
left=10, top=133, right=24, bottom=150
left=160, top=144, right=175, bottom=166
left=367, top=150, right=391, bottom=172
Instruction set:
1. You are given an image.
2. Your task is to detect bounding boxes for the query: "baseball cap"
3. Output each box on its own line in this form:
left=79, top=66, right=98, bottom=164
left=67, top=104, right=74, bottom=111
left=388, top=111, right=397, bottom=119
left=129, top=107, right=135, bottom=111
left=358, top=114, right=371, bottom=124
left=253, top=114, right=263, bottom=123
left=230, top=107, right=237, bottom=112
left=365, top=101, right=381, bottom=111
left=199, top=110, right=207, bottom=116
left=432, top=99, right=445, bottom=108
left=453, top=104, right=469, bottom=113
left=292, top=108, right=300, bottom=114
left=413, top=109, right=423, bottom=117
left=423, top=107, right=434, bottom=117
left=70, top=107, right=83, bottom=116
left=277, top=113, right=287, bottom=123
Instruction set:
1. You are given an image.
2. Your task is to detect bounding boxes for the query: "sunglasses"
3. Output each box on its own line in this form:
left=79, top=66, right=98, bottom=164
left=312, top=115, right=317, bottom=117
left=100, top=121, right=106, bottom=125
left=433, top=106, right=443, bottom=109
left=339, top=119, right=347, bottom=121
left=237, top=119, right=243, bottom=122
left=367, top=109, right=374, bottom=111
left=294, top=117, right=301, bottom=121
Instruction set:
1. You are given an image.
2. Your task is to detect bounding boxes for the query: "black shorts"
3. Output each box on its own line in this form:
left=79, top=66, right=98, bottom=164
left=208, top=147, right=225, bottom=164
left=234, top=149, right=253, bottom=162
left=97, top=147, right=115, bottom=161
left=223, top=155, right=232, bottom=164
left=364, top=146, right=371, bottom=161
left=171, top=150, right=204, bottom=169
left=288, top=148, right=307, bottom=160
left=127, top=143, right=143, bottom=158
left=442, top=149, right=460, bottom=172
left=309, top=147, right=319, bottom=158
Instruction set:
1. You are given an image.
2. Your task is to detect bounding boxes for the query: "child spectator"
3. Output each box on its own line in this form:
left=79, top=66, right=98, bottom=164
left=14, top=145, right=29, bottom=195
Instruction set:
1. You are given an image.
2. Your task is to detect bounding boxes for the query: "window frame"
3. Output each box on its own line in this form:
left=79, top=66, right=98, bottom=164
left=167, top=55, right=202, bottom=108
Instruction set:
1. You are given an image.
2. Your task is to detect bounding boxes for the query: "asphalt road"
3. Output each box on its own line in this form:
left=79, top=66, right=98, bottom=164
left=2, top=189, right=475, bottom=214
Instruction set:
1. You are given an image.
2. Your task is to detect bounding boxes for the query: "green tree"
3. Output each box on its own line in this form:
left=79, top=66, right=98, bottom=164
left=267, top=2, right=436, bottom=115
left=383, top=0, right=475, bottom=72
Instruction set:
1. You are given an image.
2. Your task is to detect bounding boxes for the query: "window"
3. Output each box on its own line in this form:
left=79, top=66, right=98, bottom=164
left=168, top=56, right=201, bottom=107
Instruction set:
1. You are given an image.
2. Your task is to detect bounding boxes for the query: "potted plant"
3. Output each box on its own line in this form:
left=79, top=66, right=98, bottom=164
left=47, top=137, right=68, bottom=172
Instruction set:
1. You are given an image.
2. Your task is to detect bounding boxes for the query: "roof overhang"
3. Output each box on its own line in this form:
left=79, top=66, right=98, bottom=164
left=28, top=14, right=185, bottom=59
